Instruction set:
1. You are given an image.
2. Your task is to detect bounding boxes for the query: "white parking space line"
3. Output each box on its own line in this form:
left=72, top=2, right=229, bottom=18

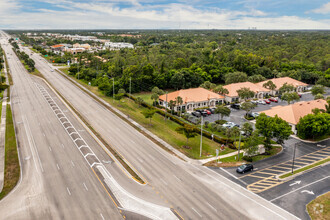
left=192, top=207, right=202, bottom=217
left=61, top=143, right=64, bottom=148
left=66, top=187, right=71, bottom=196
left=207, top=202, right=217, bottom=212
left=48, top=146, right=52, bottom=152
left=100, top=213, right=105, bottom=220
left=83, top=182, right=88, bottom=191
left=173, top=174, right=181, bottom=182
left=56, top=164, right=60, bottom=170
left=71, top=160, right=75, bottom=167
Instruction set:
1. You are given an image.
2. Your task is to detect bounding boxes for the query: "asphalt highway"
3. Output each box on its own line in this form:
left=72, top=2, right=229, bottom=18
left=19, top=41, right=301, bottom=219
left=0, top=33, right=128, bottom=219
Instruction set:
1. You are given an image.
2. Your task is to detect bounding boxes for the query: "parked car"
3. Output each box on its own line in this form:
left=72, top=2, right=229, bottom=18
left=205, top=110, right=212, bottom=115
left=250, top=100, right=258, bottom=105
left=200, top=111, right=208, bottom=117
left=222, top=122, right=239, bottom=128
left=268, top=97, right=278, bottom=103
left=207, top=108, right=216, bottom=114
left=251, top=112, right=260, bottom=118
left=257, top=100, right=266, bottom=105
left=264, top=99, right=271, bottom=104
left=230, top=103, right=241, bottom=109
left=192, top=112, right=201, bottom=117
left=236, top=164, right=254, bottom=174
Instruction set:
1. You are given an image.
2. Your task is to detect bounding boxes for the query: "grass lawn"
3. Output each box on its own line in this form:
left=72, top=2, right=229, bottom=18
left=0, top=104, right=20, bottom=200
left=280, top=157, right=330, bottom=179
left=205, top=146, right=282, bottom=167
left=134, top=92, right=154, bottom=105
left=307, top=191, right=330, bottom=220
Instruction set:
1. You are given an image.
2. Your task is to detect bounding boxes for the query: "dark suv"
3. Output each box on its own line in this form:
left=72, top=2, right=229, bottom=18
left=230, top=104, right=241, bottom=109
left=236, top=164, right=253, bottom=174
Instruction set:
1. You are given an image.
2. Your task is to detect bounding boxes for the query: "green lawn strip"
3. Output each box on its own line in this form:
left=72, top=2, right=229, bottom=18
left=134, top=92, right=153, bottom=105
left=0, top=104, right=20, bottom=200
left=204, top=146, right=282, bottom=167
left=307, top=191, right=330, bottom=220
left=280, top=157, right=330, bottom=179
left=61, top=70, right=233, bottom=159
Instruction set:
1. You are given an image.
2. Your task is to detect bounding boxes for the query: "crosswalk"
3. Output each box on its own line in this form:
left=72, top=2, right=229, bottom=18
left=242, top=146, right=330, bottom=193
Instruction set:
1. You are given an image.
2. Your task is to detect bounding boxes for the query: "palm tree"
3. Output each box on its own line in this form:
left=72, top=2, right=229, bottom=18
left=175, top=96, right=183, bottom=117
left=168, top=100, right=176, bottom=115
left=214, top=85, right=229, bottom=96
left=263, top=80, right=277, bottom=95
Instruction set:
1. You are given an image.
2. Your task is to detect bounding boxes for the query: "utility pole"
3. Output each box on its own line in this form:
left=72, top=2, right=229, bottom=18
left=237, top=131, right=242, bottom=161
left=129, top=77, right=131, bottom=96
left=291, top=143, right=298, bottom=174
left=165, top=92, right=168, bottom=121
left=200, top=116, right=203, bottom=157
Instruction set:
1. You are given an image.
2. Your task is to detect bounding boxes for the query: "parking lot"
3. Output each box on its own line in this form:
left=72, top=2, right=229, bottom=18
left=190, top=89, right=330, bottom=127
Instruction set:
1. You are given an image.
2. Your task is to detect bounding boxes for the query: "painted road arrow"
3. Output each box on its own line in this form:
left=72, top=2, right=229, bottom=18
left=301, top=190, right=314, bottom=195
left=289, top=181, right=301, bottom=186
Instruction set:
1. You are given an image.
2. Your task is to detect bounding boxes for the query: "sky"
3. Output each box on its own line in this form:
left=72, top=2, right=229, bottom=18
left=0, top=0, right=329, bottom=29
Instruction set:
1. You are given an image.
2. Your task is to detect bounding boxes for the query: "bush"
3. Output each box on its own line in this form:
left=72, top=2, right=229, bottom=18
left=215, top=119, right=226, bottom=125
left=216, top=124, right=225, bottom=133
left=244, top=115, right=254, bottom=120
left=242, top=156, right=253, bottom=162
left=204, top=121, right=209, bottom=128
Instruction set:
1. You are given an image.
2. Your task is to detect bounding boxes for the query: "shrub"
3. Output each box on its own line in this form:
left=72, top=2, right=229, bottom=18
left=242, top=156, right=253, bottom=162
left=204, top=121, right=209, bottom=128
left=215, top=119, right=226, bottom=125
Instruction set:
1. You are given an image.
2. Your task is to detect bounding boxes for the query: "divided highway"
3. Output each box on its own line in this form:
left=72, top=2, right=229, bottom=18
left=21, top=41, right=300, bottom=219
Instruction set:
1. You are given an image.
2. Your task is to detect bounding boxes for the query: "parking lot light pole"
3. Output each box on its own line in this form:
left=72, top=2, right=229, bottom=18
left=200, top=116, right=203, bottom=157
left=291, top=143, right=298, bottom=174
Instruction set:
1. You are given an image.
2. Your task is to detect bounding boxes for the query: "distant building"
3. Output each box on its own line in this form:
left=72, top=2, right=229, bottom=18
left=223, top=82, right=270, bottom=103
left=66, top=48, right=85, bottom=55
left=261, top=99, right=327, bottom=133
left=104, top=42, right=134, bottom=50
left=50, top=44, right=65, bottom=51
left=159, top=88, right=224, bottom=112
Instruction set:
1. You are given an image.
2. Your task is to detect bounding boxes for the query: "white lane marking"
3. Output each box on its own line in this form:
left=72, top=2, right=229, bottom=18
left=148, top=154, right=155, bottom=161
left=192, top=207, right=202, bottom=217
left=160, top=178, right=168, bottom=186
left=49, top=146, right=52, bottom=152
left=207, top=202, right=217, bottom=212
left=173, top=174, right=181, bottom=182
left=220, top=167, right=248, bottom=186
left=100, top=213, right=105, bottom=220
left=83, top=182, right=88, bottom=191
left=56, top=164, right=60, bottom=170
left=43, top=133, right=45, bottom=137
left=67, top=187, right=71, bottom=196
left=270, top=176, right=330, bottom=202
left=71, top=160, right=75, bottom=167
left=131, top=140, right=136, bottom=144
left=138, top=158, right=144, bottom=163
left=61, top=143, right=64, bottom=148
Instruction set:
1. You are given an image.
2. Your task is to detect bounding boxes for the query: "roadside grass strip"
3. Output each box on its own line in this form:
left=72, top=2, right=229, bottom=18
left=0, top=104, right=20, bottom=200
left=307, top=191, right=330, bottom=220
left=279, top=157, right=330, bottom=179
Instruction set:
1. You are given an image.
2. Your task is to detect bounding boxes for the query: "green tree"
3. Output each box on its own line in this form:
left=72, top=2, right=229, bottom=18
left=136, top=97, right=144, bottom=107
left=231, top=126, right=240, bottom=146
left=175, top=124, right=197, bottom=146
left=241, top=102, right=256, bottom=116
left=244, top=131, right=259, bottom=157
left=279, top=83, right=295, bottom=94
left=151, top=93, right=160, bottom=106
left=141, top=109, right=156, bottom=126
left=314, top=93, right=324, bottom=100
left=297, top=113, right=330, bottom=140
left=215, top=105, right=231, bottom=120
left=281, top=92, right=300, bottom=105
left=213, top=85, right=229, bottom=96
left=242, top=122, right=253, bottom=137
left=248, top=74, right=266, bottom=83
left=263, top=80, right=277, bottom=93
left=118, top=88, right=126, bottom=94
left=175, top=96, right=183, bottom=117
left=225, top=72, right=248, bottom=84
left=311, top=85, right=325, bottom=97
left=168, top=100, right=176, bottom=115
left=199, top=81, right=216, bottom=90
left=237, top=87, right=255, bottom=101
left=256, top=113, right=291, bottom=152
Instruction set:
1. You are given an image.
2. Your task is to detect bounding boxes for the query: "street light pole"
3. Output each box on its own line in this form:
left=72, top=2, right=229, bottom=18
left=165, top=92, right=168, bottom=121
left=200, top=116, right=203, bottom=157
left=113, top=78, right=115, bottom=101
left=291, top=143, right=298, bottom=174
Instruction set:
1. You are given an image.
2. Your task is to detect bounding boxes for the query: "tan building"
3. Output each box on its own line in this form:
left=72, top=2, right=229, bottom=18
left=223, top=82, right=270, bottom=103
left=257, top=77, right=308, bottom=95
left=159, top=88, right=224, bottom=112
left=260, top=99, right=327, bottom=133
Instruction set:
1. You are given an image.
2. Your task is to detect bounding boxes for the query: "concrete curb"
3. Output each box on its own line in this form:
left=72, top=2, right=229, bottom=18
left=290, top=135, right=330, bottom=144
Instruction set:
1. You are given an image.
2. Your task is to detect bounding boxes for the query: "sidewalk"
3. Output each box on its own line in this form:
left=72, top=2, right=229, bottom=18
left=0, top=55, right=9, bottom=192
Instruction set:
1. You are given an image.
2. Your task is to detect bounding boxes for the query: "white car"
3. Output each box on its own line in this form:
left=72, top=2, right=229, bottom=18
left=251, top=112, right=260, bottom=118
left=222, top=122, right=239, bottom=128
left=257, top=100, right=266, bottom=105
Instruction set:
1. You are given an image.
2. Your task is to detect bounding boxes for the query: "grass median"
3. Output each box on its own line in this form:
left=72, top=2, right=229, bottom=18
left=279, top=157, right=330, bottom=179
left=307, top=191, right=329, bottom=220
left=0, top=103, right=20, bottom=200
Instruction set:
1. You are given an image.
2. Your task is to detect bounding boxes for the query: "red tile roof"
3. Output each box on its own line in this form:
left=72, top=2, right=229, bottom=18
left=159, top=88, right=224, bottom=103
left=223, top=82, right=270, bottom=97
left=257, top=77, right=308, bottom=89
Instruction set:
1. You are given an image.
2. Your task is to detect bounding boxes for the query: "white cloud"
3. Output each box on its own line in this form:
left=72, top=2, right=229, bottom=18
left=309, top=2, right=330, bottom=14
left=0, top=0, right=329, bottom=29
